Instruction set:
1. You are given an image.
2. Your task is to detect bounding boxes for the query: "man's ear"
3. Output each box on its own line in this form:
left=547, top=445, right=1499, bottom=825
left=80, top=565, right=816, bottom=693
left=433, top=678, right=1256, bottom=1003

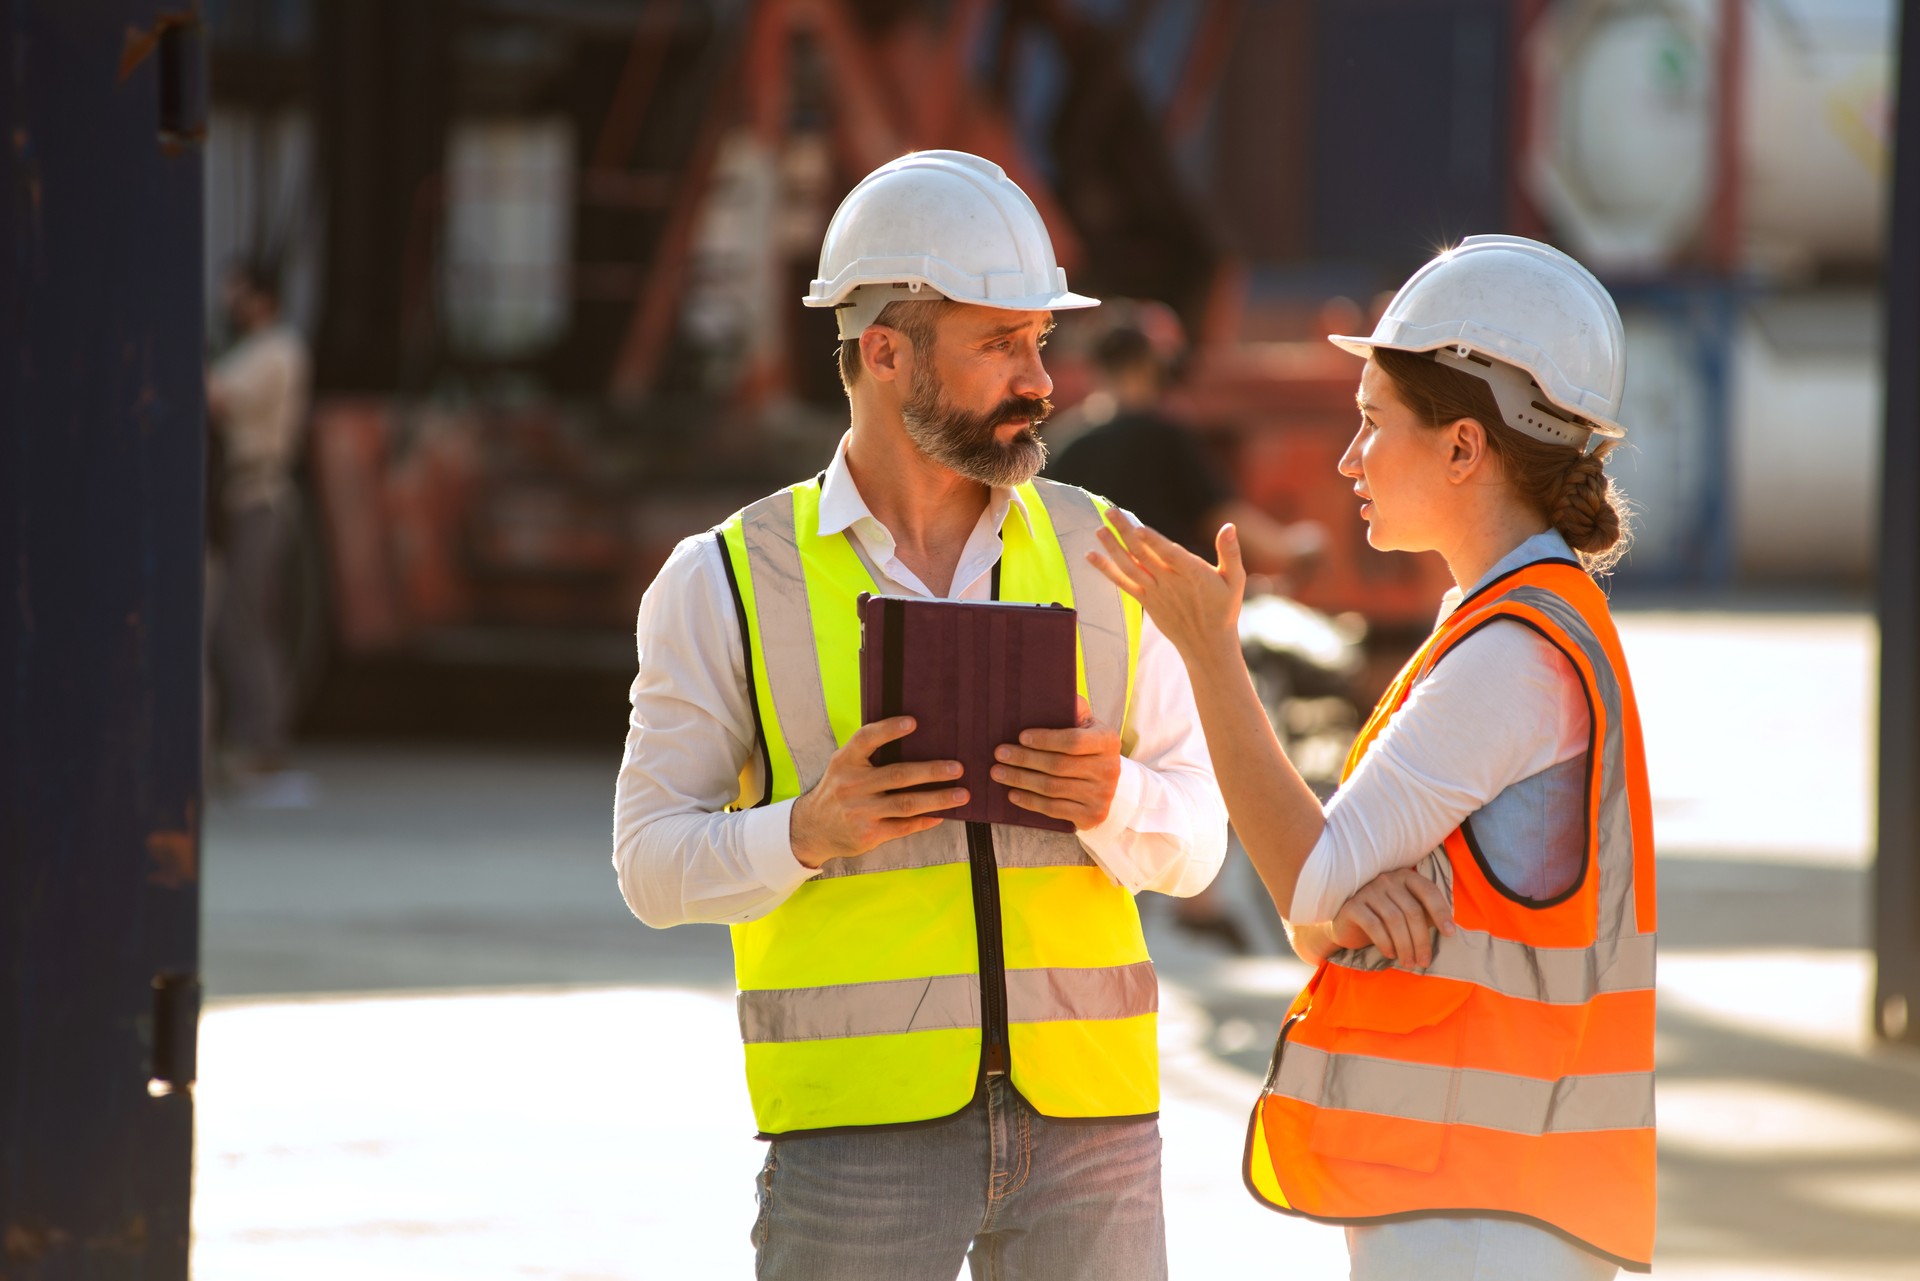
left=1444, top=417, right=1490, bottom=485
left=861, top=326, right=906, bottom=384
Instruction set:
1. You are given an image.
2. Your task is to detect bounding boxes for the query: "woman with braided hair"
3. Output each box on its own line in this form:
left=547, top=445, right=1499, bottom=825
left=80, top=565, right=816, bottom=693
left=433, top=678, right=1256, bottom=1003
left=1091, top=237, right=1659, bottom=1279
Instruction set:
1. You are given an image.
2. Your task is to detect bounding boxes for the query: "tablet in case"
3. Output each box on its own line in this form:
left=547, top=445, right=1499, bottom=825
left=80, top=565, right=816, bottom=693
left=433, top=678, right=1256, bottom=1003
left=858, top=593, right=1080, bottom=832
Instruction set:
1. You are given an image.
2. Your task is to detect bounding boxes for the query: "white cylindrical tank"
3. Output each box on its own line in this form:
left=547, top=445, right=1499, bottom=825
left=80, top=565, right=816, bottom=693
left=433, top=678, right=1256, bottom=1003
left=1729, top=291, right=1883, bottom=581
left=1524, top=0, right=1895, bottom=275
left=1598, top=289, right=1881, bottom=586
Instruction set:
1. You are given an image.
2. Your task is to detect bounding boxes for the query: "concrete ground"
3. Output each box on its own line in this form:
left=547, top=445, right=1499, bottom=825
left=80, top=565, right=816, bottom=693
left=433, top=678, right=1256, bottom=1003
left=190, top=610, right=1920, bottom=1279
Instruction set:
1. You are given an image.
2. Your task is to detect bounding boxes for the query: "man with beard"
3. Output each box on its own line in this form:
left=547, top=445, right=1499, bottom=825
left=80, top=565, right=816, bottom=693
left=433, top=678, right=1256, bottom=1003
left=611, top=152, right=1225, bottom=1281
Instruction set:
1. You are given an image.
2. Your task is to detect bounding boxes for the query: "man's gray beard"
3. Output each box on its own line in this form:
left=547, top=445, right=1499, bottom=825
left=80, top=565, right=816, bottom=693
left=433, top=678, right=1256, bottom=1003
left=899, top=368, right=1049, bottom=488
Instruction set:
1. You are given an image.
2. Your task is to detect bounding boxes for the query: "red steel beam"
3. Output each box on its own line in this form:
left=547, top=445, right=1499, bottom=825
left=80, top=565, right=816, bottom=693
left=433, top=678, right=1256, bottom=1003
left=1165, top=0, right=1240, bottom=141
left=607, top=0, right=769, bottom=400
left=590, top=0, right=683, bottom=172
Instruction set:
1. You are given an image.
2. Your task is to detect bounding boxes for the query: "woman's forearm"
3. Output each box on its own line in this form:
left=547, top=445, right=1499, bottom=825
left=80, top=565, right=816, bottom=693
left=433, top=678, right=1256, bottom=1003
left=1083, top=515, right=1325, bottom=913
left=1284, top=918, right=1340, bottom=965
left=1180, top=633, right=1327, bottom=917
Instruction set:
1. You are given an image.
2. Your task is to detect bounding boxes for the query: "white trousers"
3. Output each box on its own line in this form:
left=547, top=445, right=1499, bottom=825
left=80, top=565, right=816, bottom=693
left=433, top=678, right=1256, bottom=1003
left=1347, top=1216, right=1621, bottom=1281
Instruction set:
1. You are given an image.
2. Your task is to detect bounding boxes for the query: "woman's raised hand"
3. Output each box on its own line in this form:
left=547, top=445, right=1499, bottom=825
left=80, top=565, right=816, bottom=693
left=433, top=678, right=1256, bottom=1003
left=1089, top=512, right=1247, bottom=662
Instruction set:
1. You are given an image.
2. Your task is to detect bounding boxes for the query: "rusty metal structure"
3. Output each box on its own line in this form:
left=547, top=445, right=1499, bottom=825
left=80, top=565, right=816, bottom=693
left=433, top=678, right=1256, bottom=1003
left=203, top=0, right=1895, bottom=688
left=292, top=0, right=1245, bottom=656
left=2, top=2, right=206, bottom=1274
left=210, top=0, right=1544, bottom=684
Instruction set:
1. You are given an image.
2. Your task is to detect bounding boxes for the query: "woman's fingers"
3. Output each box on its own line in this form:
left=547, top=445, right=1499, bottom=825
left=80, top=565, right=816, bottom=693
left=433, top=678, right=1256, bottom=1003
left=1377, top=889, right=1421, bottom=967
left=1395, top=886, right=1436, bottom=968
left=1111, top=511, right=1183, bottom=571
left=1086, top=549, right=1146, bottom=600
left=1381, top=873, right=1452, bottom=968
left=1094, top=525, right=1152, bottom=577
left=1215, top=523, right=1248, bottom=590
left=1404, top=873, right=1456, bottom=937
left=1344, top=902, right=1394, bottom=960
left=1337, top=869, right=1453, bottom=969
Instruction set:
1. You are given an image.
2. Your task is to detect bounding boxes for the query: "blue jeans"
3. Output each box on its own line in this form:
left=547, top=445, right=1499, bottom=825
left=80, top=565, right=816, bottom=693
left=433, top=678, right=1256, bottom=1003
left=751, top=1076, right=1167, bottom=1281
left=1346, top=1216, right=1620, bottom=1280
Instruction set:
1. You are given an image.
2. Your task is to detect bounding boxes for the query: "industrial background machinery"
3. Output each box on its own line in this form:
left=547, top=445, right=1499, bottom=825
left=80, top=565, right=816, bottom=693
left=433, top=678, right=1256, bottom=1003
left=199, top=0, right=1893, bottom=730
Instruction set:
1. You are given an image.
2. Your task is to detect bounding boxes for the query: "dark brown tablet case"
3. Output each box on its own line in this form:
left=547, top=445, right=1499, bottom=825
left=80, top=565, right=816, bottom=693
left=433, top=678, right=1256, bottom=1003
left=858, top=593, right=1079, bottom=832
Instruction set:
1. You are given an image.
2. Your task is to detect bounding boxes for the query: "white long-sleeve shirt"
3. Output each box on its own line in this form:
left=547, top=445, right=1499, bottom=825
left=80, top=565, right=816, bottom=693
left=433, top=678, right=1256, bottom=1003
left=208, top=324, right=309, bottom=512
left=1289, top=532, right=1592, bottom=924
left=613, top=441, right=1228, bottom=927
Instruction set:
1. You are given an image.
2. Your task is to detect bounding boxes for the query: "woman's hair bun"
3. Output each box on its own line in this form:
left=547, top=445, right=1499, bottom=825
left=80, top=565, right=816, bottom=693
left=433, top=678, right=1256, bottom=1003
left=1552, top=452, right=1624, bottom=557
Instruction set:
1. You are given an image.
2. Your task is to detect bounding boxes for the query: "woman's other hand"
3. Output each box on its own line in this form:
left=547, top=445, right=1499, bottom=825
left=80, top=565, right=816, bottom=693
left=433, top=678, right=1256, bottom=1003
left=1089, top=512, right=1247, bottom=663
left=1328, top=867, right=1456, bottom=969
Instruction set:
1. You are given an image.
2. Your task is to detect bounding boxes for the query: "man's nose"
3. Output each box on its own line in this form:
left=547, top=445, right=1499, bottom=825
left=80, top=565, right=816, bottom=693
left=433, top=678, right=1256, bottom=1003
left=1011, top=345, right=1053, bottom=400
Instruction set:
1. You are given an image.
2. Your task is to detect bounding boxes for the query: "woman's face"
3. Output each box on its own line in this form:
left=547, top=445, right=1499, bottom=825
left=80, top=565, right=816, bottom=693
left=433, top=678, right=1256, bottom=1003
left=1337, top=358, right=1459, bottom=553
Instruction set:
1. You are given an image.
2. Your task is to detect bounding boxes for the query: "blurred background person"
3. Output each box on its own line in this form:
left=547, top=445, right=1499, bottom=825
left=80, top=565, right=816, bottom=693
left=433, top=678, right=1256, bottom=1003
left=1048, top=304, right=1326, bottom=572
left=1047, top=304, right=1327, bottom=953
left=206, top=257, right=311, bottom=799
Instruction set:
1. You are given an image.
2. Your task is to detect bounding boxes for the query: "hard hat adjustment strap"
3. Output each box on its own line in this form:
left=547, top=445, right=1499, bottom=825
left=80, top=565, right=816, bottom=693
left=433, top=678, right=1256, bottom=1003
left=1431, top=347, right=1595, bottom=450
left=834, top=283, right=946, bottom=340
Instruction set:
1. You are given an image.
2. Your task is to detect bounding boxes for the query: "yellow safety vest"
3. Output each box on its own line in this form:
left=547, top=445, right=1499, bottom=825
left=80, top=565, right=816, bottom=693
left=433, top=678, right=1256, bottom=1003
left=716, top=475, right=1153, bottom=1135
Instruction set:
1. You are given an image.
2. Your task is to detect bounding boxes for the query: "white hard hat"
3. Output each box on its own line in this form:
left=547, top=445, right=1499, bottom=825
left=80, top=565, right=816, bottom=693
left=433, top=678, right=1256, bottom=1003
left=1330, top=234, right=1627, bottom=447
left=805, top=150, right=1099, bottom=340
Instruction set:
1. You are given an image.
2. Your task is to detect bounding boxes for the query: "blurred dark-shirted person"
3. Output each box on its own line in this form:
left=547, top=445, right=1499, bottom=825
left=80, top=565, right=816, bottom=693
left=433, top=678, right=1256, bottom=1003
left=1047, top=314, right=1322, bottom=952
left=1048, top=316, right=1323, bottom=569
left=206, top=258, right=310, bottom=790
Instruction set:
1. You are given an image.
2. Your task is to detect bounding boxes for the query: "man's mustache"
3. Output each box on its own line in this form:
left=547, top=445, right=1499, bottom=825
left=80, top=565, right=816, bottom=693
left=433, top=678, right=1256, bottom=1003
left=993, top=396, right=1054, bottom=428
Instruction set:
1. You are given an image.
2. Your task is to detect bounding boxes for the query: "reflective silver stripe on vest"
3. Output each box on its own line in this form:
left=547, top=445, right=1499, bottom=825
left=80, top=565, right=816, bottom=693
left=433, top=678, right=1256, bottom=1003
left=1494, top=585, right=1642, bottom=945
left=737, top=489, right=837, bottom=790
left=1330, top=924, right=1657, bottom=1004
left=1007, top=958, right=1157, bottom=1024
left=1275, top=1043, right=1655, bottom=1135
left=1030, top=479, right=1131, bottom=734
left=739, top=960, right=1157, bottom=1044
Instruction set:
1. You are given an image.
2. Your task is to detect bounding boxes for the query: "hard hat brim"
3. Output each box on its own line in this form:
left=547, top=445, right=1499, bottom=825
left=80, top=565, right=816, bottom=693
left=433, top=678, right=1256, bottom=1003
left=1325, top=332, right=1627, bottom=440
left=815, top=282, right=1099, bottom=340
left=803, top=277, right=1101, bottom=313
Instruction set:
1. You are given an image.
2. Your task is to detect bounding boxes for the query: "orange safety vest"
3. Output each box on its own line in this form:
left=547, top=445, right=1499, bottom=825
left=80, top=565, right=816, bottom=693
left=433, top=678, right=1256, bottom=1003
left=1244, top=557, right=1659, bottom=1272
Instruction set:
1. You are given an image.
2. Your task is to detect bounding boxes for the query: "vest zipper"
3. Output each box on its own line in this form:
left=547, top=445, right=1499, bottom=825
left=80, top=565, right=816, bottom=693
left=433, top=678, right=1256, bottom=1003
left=965, top=819, right=1011, bottom=1075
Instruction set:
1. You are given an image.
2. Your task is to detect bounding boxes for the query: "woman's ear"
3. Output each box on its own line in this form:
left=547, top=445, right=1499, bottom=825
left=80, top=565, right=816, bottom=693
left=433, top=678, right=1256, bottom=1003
left=862, top=326, right=905, bottom=384
left=1444, top=417, right=1491, bottom=485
